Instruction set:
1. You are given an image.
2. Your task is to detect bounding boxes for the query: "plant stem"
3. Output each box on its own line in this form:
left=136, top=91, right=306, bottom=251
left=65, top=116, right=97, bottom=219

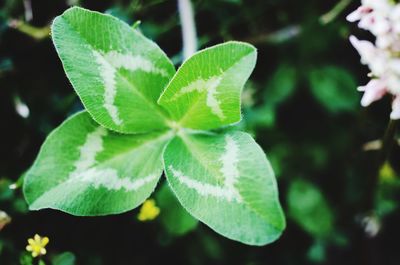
left=365, top=119, right=398, bottom=211
left=8, top=19, right=50, bottom=40
left=178, top=0, right=197, bottom=60
left=319, top=0, right=352, bottom=25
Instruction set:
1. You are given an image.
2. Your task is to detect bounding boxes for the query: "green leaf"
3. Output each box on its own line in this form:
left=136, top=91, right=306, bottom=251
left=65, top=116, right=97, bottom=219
left=308, top=66, right=359, bottom=113
left=158, top=42, right=257, bottom=130
left=264, top=64, right=297, bottom=107
left=307, top=240, right=326, bottom=263
left=23, top=111, right=172, bottom=216
left=156, top=183, right=198, bottom=236
left=19, top=253, right=33, bottom=265
left=52, top=252, right=76, bottom=265
left=163, top=130, right=285, bottom=245
left=288, top=179, right=334, bottom=238
left=52, top=7, right=175, bottom=133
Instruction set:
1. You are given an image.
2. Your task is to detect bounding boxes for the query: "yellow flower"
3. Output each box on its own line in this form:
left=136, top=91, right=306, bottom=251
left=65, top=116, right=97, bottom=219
left=138, top=199, right=160, bottom=221
left=26, top=234, right=49, bottom=258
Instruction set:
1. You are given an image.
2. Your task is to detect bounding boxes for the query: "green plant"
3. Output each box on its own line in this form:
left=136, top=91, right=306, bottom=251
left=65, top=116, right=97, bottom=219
left=23, top=7, right=285, bottom=246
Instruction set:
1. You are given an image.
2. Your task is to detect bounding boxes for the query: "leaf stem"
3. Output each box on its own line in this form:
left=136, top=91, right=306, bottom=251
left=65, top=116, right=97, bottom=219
left=178, top=0, right=197, bottom=60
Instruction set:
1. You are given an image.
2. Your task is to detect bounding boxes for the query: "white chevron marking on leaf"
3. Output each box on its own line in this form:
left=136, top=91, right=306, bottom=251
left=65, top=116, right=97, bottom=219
left=93, top=50, right=169, bottom=126
left=93, top=52, right=122, bottom=125
left=76, top=169, right=158, bottom=191
left=171, top=76, right=225, bottom=119
left=169, top=166, right=239, bottom=201
left=73, top=126, right=108, bottom=173
left=169, top=135, right=242, bottom=202
left=103, top=51, right=169, bottom=77
left=68, top=125, right=157, bottom=191
left=206, top=80, right=225, bottom=119
left=219, top=135, right=241, bottom=199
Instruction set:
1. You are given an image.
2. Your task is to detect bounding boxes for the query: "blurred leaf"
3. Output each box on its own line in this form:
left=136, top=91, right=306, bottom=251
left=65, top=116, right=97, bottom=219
left=0, top=58, right=13, bottom=73
left=288, top=179, right=334, bottom=238
left=198, top=232, right=224, bottom=261
left=244, top=64, right=297, bottom=130
left=309, top=66, right=359, bottom=113
left=221, top=0, right=242, bottom=5
left=264, top=64, right=297, bottom=107
left=12, top=198, right=29, bottom=214
left=331, top=232, right=348, bottom=247
left=19, top=252, right=33, bottom=265
left=267, top=144, right=291, bottom=178
left=156, top=183, right=198, bottom=236
left=0, top=179, right=13, bottom=201
left=376, top=163, right=400, bottom=217
left=244, top=105, right=276, bottom=129
left=304, top=144, right=329, bottom=170
left=52, top=252, right=76, bottom=265
left=307, top=240, right=326, bottom=263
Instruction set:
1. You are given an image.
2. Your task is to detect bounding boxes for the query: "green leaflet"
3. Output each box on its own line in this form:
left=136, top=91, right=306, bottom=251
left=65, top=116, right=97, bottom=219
left=52, top=7, right=175, bottom=133
left=23, top=111, right=172, bottom=216
left=158, top=42, right=257, bottom=130
left=163, top=130, right=285, bottom=245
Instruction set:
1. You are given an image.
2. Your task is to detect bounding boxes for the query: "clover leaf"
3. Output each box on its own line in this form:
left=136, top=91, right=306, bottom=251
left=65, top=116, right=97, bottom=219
left=23, top=7, right=285, bottom=246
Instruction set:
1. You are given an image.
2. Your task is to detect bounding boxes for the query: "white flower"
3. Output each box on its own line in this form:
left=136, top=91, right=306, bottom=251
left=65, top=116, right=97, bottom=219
left=386, top=74, right=400, bottom=94
left=362, top=0, right=390, bottom=14
left=359, top=13, right=390, bottom=35
left=346, top=6, right=372, bottom=22
left=358, top=79, right=387, bottom=107
left=348, top=0, right=400, bottom=119
left=349, top=36, right=386, bottom=76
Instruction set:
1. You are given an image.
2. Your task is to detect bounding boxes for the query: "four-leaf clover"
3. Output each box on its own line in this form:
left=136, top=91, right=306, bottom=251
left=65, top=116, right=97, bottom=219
left=23, top=7, right=285, bottom=245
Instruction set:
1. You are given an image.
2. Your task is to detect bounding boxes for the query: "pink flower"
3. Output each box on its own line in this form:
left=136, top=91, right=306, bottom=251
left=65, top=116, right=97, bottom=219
left=346, top=6, right=373, bottom=22
left=358, top=79, right=387, bottom=107
left=358, top=13, right=390, bottom=35
left=349, top=36, right=386, bottom=76
left=348, top=0, right=400, bottom=120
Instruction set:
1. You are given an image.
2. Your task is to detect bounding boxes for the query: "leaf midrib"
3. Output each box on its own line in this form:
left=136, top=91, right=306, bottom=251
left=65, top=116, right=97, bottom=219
left=89, top=130, right=173, bottom=171
left=177, top=51, right=255, bottom=125
left=57, top=15, right=170, bottom=124
left=178, top=134, right=226, bottom=185
left=29, top=130, right=173, bottom=208
left=180, top=132, right=284, bottom=231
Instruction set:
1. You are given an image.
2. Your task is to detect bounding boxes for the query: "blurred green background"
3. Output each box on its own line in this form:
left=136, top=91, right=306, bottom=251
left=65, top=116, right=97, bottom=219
left=0, top=0, right=399, bottom=264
